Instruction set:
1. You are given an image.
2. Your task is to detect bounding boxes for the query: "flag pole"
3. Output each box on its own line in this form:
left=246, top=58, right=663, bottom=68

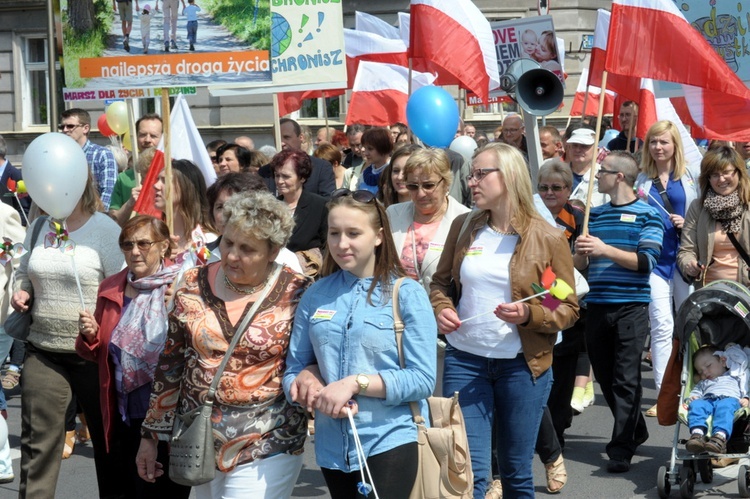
left=272, top=94, right=282, bottom=151
left=161, top=89, right=173, bottom=235
left=127, top=99, right=141, bottom=186
left=322, top=91, right=330, bottom=140
left=582, top=70, right=608, bottom=236
left=626, top=103, right=637, bottom=153
left=407, top=58, right=415, bottom=144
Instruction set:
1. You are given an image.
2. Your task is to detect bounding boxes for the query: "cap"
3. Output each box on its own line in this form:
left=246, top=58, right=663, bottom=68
left=143, top=4, right=151, bottom=12
left=567, top=129, right=596, bottom=146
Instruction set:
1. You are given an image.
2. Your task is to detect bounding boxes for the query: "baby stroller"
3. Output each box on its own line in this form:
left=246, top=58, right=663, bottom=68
left=656, top=280, right=750, bottom=499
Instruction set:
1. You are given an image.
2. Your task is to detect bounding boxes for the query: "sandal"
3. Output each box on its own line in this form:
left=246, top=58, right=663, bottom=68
left=485, top=479, right=503, bottom=499
left=62, top=430, right=75, bottom=459
left=645, top=404, right=658, bottom=417
left=545, top=455, right=567, bottom=493
left=76, top=413, right=90, bottom=444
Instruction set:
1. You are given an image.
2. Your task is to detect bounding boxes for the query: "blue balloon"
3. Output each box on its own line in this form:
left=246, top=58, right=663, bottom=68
left=406, top=86, right=459, bottom=148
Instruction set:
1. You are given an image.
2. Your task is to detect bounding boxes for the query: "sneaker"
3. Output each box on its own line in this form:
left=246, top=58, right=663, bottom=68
left=606, top=458, right=631, bottom=473
left=0, top=472, right=14, bottom=484
left=570, top=386, right=585, bottom=414
left=685, top=433, right=705, bottom=453
left=705, top=433, right=727, bottom=454
left=485, top=479, right=503, bottom=499
left=582, top=381, right=595, bottom=408
left=170, top=40, right=178, bottom=50
left=164, top=42, right=170, bottom=52
left=1, top=370, right=20, bottom=390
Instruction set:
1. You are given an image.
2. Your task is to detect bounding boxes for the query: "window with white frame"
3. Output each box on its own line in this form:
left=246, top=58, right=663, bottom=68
left=20, top=36, right=50, bottom=127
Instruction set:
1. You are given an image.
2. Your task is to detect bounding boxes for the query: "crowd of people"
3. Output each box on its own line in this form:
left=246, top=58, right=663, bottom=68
left=1, top=102, right=750, bottom=499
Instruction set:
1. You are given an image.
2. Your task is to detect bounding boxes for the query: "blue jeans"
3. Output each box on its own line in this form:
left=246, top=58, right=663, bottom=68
left=443, top=346, right=551, bottom=499
left=689, top=397, right=741, bottom=437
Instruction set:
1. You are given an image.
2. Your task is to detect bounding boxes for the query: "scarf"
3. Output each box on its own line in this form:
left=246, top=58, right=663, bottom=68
left=110, top=263, right=181, bottom=394
left=704, top=189, right=744, bottom=234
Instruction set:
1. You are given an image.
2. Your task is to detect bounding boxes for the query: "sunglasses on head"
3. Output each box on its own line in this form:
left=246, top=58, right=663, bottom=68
left=331, top=188, right=377, bottom=204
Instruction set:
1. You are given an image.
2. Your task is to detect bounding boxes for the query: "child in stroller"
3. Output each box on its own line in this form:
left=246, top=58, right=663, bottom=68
left=684, top=344, right=749, bottom=455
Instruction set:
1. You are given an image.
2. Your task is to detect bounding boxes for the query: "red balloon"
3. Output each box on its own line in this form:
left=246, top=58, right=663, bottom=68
left=97, top=114, right=116, bottom=137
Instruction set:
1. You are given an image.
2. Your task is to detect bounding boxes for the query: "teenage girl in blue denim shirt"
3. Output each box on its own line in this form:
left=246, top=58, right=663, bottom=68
left=283, top=189, right=437, bottom=499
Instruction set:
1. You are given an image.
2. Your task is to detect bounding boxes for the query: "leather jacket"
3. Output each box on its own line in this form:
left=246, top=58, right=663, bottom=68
left=430, top=210, right=579, bottom=378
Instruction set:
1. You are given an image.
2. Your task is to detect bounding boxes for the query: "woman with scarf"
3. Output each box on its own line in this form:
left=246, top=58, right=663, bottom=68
left=677, top=145, right=750, bottom=289
left=76, top=215, right=189, bottom=498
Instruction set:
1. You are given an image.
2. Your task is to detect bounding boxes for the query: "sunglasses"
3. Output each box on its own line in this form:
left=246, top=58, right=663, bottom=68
left=331, top=188, right=377, bottom=204
left=597, top=168, right=620, bottom=175
left=120, top=240, right=159, bottom=252
left=537, top=184, right=567, bottom=193
left=405, top=178, right=444, bottom=192
left=58, top=123, right=84, bottom=131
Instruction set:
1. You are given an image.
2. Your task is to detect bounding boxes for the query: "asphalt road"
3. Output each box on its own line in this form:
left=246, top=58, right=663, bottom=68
left=0, top=361, right=746, bottom=498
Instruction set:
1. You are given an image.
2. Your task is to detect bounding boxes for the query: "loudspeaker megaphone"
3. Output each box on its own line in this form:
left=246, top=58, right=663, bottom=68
left=499, top=59, right=564, bottom=116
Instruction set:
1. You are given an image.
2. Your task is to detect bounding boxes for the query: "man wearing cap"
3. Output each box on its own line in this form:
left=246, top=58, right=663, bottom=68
left=573, top=151, right=664, bottom=474
left=565, top=125, right=609, bottom=207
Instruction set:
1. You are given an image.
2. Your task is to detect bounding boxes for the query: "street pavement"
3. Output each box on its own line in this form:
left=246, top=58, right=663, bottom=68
left=0, top=361, right=746, bottom=498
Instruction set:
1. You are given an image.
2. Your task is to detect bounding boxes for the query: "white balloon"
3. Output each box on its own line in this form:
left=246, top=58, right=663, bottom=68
left=22, top=133, right=89, bottom=220
left=450, top=136, right=478, bottom=162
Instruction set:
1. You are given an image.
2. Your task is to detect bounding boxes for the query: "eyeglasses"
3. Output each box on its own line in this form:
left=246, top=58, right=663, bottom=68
left=58, top=123, right=84, bottom=131
left=503, top=128, right=521, bottom=133
left=597, top=168, right=620, bottom=175
left=709, top=169, right=738, bottom=181
left=331, top=188, right=377, bottom=204
left=120, top=240, right=159, bottom=252
left=537, top=184, right=567, bottom=193
left=405, top=178, right=444, bottom=192
left=466, top=168, right=500, bottom=183
left=209, top=155, right=218, bottom=163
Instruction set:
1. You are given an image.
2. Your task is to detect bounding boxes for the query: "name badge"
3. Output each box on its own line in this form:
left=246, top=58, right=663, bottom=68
left=620, top=214, right=637, bottom=223
left=312, top=309, right=337, bottom=320
left=428, top=242, right=444, bottom=252
left=466, top=245, right=483, bottom=256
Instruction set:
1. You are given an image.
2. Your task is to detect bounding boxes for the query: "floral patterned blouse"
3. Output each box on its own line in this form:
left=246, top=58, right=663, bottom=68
left=141, top=263, right=310, bottom=472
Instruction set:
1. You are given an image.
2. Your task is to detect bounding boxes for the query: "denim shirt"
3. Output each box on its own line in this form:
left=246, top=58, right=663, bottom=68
left=283, top=271, right=437, bottom=471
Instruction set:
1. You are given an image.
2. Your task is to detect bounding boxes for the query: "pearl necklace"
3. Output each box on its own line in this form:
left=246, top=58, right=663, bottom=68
left=223, top=272, right=270, bottom=295
left=487, top=221, right=517, bottom=236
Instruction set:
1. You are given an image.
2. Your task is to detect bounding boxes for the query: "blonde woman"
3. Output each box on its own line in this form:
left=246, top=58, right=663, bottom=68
left=635, top=120, right=699, bottom=417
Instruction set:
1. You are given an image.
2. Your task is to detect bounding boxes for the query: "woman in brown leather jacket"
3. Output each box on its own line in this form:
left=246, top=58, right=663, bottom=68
left=430, top=143, right=579, bottom=498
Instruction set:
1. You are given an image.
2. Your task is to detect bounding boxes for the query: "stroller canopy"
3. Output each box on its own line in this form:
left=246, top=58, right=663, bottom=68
left=675, top=280, right=750, bottom=350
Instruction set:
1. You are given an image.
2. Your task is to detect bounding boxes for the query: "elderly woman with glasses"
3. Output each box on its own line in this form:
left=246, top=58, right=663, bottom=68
left=430, top=143, right=579, bottom=498
left=677, top=145, right=750, bottom=289
left=76, top=215, right=188, bottom=497
left=284, top=188, right=437, bottom=499
left=386, top=148, right=470, bottom=293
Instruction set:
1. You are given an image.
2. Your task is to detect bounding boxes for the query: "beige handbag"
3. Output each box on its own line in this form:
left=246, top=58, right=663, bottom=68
left=391, top=278, right=474, bottom=499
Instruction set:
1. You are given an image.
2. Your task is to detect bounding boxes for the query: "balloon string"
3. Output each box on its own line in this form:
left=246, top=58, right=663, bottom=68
left=70, top=254, right=85, bottom=311
left=14, top=194, right=29, bottom=226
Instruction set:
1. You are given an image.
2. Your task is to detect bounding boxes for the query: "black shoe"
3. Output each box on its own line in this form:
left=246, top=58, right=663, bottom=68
left=685, top=433, right=705, bottom=453
left=606, top=458, right=631, bottom=473
left=190, top=43, right=195, bottom=51
left=164, top=42, right=170, bottom=52
left=124, top=37, right=130, bottom=52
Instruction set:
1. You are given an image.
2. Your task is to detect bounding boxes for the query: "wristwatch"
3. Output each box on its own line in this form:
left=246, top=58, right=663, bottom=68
left=355, top=373, right=370, bottom=394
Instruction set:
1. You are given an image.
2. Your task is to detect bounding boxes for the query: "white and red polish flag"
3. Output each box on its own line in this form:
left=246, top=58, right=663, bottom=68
left=345, top=61, right=435, bottom=127
left=570, top=68, right=615, bottom=116
left=587, top=9, right=640, bottom=103
left=344, top=29, right=409, bottom=89
left=355, top=11, right=400, bottom=40
left=606, top=0, right=750, bottom=100
left=277, top=89, right=346, bottom=117
left=409, top=0, right=499, bottom=103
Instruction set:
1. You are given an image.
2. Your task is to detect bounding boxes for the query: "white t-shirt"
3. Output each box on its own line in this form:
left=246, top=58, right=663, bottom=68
left=448, top=226, right=522, bottom=358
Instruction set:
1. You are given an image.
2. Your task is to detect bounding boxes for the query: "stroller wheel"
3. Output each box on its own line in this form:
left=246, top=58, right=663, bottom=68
left=739, top=465, right=750, bottom=498
left=657, top=465, right=671, bottom=498
left=697, top=459, right=713, bottom=484
left=679, top=465, right=695, bottom=499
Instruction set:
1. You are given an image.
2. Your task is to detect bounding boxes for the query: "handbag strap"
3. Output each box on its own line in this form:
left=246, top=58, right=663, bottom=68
left=728, top=232, right=750, bottom=269
left=651, top=177, right=676, bottom=215
left=204, top=263, right=282, bottom=404
left=392, top=277, right=425, bottom=425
